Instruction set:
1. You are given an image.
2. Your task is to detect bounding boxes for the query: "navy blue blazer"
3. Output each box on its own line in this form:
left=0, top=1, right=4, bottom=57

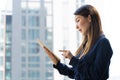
left=53, top=35, right=113, bottom=80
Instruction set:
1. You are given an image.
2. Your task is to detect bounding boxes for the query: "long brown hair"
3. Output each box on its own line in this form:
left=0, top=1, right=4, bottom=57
left=74, top=4, right=103, bottom=58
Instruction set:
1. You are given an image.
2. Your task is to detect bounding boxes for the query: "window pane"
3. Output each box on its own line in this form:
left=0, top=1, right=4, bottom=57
left=0, top=43, right=4, bottom=52
left=0, top=29, right=4, bottom=39
left=0, top=57, right=3, bottom=66
left=21, top=43, right=26, bottom=54
left=46, top=16, right=52, bottom=28
left=28, top=2, right=40, bottom=10
left=45, top=3, right=52, bottom=15
left=21, top=29, right=26, bottom=40
left=28, top=16, right=40, bottom=27
left=28, top=29, right=40, bottom=40
left=21, top=1, right=27, bottom=9
left=0, top=71, right=3, bottom=80
left=22, top=16, right=26, bottom=26
left=28, top=42, right=39, bottom=53
left=6, top=62, right=11, bottom=69
left=28, top=70, right=40, bottom=78
left=28, top=56, right=40, bottom=62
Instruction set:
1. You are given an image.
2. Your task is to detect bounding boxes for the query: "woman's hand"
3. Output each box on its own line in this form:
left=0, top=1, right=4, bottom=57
left=59, top=50, right=73, bottom=60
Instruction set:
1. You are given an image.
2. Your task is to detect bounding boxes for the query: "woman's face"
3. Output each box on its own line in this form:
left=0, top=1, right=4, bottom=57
left=75, top=15, right=91, bottom=36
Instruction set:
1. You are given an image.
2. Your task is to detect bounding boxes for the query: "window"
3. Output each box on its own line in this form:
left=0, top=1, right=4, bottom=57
left=45, top=3, right=53, bottom=15
left=0, top=29, right=4, bottom=39
left=6, top=62, right=11, bottom=69
left=28, top=70, right=40, bottom=78
left=21, top=1, right=27, bottom=9
left=21, top=43, right=26, bottom=54
left=21, top=29, right=26, bottom=40
left=28, top=15, right=40, bottom=27
left=28, top=56, right=40, bottom=62
left=21, top=56, right=26, bottom=62
left=0, top=15, right=4, bottom=25
left=0, top=43, right=4, bottom=52
left=22, top=16, right=26, bottom=26
left=28, top=64, right=40, bottom=68
left=5, top=72, right=11, bottom=80
left=28, top=1, right=40, bottom=10
left=0, top=71, right=3, bottom=80
left=46, top=16, right=52, bottom=28
left=45, top=28, right=53, bottom=40
left=6, top=16, right=12, bottom=31
left=28, top=29, right=40, bottom=40
left=0, top=57, right=3, bottom=66
left=28, top=42, right=39, bottom=53
left=6, top=44, right=11, bottom=56
left=6, top=32, right=12, bottom=43
left=21, top=71, right=26, bottom=78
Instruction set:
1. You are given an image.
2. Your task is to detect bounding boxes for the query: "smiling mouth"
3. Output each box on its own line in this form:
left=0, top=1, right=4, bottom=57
left=79, top=29, right=82, bottom=32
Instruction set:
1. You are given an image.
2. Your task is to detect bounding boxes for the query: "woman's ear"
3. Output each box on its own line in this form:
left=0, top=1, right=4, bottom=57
left=88, top=15, right=91, bottom=22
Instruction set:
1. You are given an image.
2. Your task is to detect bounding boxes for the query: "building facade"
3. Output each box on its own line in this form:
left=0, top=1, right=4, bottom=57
left=12, top=0, right=53, bottom=80
left=0, top=10, right=12, bottom=80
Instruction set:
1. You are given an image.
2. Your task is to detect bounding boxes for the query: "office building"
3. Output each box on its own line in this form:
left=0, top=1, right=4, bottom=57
left=12, top=0, right=53, bottom=80
left=0, top=9, right=12, bottom=80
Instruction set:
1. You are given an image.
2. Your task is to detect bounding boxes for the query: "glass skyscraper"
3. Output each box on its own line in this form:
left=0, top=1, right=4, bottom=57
left=0, top=10, right=12, bottom=80
left=12, top=0, right=53, bottom=80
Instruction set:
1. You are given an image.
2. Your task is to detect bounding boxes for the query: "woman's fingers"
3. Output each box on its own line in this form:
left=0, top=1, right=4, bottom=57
left=59, top=50, right=73, bottom=59
left=59, top=50, right=67, bottom=52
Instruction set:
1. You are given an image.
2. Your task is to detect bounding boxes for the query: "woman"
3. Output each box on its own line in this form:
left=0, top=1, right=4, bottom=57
left=43, top=4, right=113, bottom=80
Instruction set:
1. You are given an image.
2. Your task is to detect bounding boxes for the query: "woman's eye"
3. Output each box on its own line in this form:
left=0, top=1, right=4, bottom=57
left=76, top=20, right=79, bottom=22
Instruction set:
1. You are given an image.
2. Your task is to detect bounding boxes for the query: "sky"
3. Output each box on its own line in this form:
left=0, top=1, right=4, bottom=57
left=0, top=0, right=12, bottom=11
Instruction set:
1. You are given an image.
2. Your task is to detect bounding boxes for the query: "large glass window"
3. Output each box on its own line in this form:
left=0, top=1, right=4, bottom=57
left=28, top=15, right=40, bottom=27
left=28, top=29, right=40, bottom=40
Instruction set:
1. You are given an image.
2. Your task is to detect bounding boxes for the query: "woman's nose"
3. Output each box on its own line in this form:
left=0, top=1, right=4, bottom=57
left=76, top=25, right=79, bottom=29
